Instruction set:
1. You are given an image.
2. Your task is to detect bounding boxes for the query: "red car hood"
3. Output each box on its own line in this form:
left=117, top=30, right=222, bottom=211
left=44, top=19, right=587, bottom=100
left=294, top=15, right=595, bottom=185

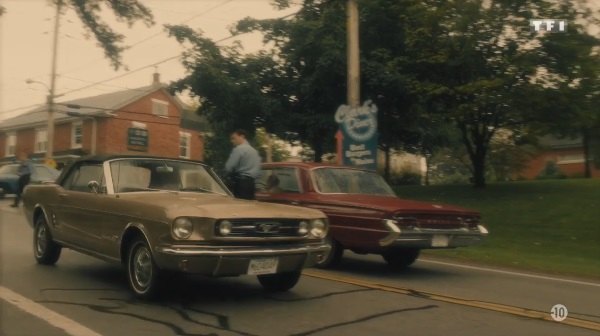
left=314, top=193, right=479, bottom=216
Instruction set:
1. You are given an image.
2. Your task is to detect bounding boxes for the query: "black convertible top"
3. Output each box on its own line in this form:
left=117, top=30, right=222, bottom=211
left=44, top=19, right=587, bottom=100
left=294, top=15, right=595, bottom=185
left=56, top=154, right=207, bottom=185
left=71, top=154, right=204, bottom=164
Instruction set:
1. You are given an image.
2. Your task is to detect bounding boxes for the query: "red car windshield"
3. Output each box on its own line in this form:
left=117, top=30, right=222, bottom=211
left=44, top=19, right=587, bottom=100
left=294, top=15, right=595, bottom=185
left=312, top=168, right=396, bottom=196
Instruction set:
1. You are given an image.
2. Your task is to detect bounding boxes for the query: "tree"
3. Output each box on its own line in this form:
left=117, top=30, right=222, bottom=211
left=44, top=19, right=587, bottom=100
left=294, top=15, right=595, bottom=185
left=167, top=0, right=599, bottom=187
left=255, top=127, right=292, bottom=162
left=56, top=0, right=154, bottom=69
left=535, top=14, right=600, bottom=178
left=415, top=0, right=599, bottom=187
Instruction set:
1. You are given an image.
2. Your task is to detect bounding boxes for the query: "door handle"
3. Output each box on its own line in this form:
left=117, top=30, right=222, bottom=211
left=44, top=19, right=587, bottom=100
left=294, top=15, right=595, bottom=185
left=290, top=201, right=301, bottom=206
left=58, top=193, right=68, bottom=199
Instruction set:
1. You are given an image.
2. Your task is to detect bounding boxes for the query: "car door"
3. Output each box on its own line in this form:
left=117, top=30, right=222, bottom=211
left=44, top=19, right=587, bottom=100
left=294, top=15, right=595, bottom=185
left=255, top=167, right=305, bottom=206
left=53, top=162, right=111, bottom=253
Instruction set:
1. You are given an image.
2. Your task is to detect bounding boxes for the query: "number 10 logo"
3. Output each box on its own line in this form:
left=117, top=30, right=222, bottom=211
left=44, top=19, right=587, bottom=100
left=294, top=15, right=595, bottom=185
left=550, top=304, right=568, bottom=322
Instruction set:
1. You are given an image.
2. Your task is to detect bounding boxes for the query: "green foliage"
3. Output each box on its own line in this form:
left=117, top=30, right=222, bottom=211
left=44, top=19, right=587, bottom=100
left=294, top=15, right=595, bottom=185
left=254, top=128, right=292, bottom=162
left=389, top=171, right=422, bottom=186
left=428, top=147, right=472, bottom=185
left=536, top=161, right=567, bottom=180
left=166, top=0, right=599, bottom=185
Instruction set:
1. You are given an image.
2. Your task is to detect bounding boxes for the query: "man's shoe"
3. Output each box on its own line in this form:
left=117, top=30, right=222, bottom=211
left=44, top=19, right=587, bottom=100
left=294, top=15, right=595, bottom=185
left=10, top=204, right=18, bottom=208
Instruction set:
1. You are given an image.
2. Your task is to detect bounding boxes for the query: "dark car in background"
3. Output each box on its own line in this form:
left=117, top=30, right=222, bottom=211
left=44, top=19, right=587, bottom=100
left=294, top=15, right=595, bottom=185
left=256, top=162, right=489, bottom=269
left=0, top=163, right=60, bottom=198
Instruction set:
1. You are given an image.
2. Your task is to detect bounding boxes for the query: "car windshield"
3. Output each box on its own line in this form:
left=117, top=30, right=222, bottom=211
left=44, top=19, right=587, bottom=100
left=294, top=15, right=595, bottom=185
left=33, top=165, right=60, bottom=182
left=0, top=164, right=18, bottom=175
left=110, top=159, right=229, bottom=195
left=312, top=168, right=396, bottom=196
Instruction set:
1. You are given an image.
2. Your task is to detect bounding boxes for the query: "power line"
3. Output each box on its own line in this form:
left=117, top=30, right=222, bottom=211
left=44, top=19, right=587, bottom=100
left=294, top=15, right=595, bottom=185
left=57, top=55, right=182, bottom=96
left=2, top=10, right=299, bottom=116
left=128, top=0, right=235, bottom=49
left=0, top=104, right=44, bottom=116
left=55, top=30, right=249, bottom=97
left=56, top=0, right=235, bottom=78
left=60, top=75, right=156, bottom=92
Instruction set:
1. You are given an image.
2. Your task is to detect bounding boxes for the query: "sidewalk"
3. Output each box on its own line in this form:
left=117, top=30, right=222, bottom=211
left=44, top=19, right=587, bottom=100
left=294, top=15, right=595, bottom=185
left=0, top=198, right=21, bottom=214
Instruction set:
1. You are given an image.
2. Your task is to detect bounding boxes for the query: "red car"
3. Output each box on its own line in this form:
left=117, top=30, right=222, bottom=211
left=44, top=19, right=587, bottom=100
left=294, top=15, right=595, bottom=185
left=256, top=162, right=488, bottom=269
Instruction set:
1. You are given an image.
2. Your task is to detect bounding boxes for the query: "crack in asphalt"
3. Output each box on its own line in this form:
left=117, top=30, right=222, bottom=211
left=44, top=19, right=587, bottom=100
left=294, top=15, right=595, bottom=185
left=37, top=298, right=220, bottom=336
left=35, top=286, right=387, bottom=336
left=289, top=305, right=440, bottom=336
left=168, top=304, right=260, bottom=336
left=265, top=288, right=375, bottom=302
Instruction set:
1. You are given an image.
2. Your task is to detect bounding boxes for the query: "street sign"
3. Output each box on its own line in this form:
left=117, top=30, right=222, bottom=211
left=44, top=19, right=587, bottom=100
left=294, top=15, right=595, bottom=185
left=335, top=100, right=378, bottom=170
left=127, top=128, right=148, bottom=151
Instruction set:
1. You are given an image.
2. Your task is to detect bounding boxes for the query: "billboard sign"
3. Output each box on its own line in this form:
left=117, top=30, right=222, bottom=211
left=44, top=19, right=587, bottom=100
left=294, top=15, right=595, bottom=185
left=335, top=100, right=378, bottom=170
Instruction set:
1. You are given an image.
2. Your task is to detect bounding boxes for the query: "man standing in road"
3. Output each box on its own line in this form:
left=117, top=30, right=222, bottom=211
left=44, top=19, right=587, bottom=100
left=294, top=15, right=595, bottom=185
left=225, top=129, right=262, bottom=200
left=11, top=151, right=34, bottom=207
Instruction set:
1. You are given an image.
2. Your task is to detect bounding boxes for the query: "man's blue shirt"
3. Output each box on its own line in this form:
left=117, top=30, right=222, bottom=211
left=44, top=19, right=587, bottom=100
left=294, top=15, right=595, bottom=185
left=225, top=141, right=262, bottom=179
left=17, top=159, right=34, bottom=176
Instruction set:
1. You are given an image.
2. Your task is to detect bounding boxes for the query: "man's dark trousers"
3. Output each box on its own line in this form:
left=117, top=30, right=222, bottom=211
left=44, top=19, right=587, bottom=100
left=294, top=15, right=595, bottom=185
left=233, top=175, right=255, bottom=200
left=13, top=174, right=31, bottom=206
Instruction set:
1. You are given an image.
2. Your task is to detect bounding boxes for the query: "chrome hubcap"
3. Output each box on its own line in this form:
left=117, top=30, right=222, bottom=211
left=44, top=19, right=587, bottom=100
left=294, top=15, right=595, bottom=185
left=36, top=226, right=47, bottom=257
left=133, top=246, right=152, bottom=289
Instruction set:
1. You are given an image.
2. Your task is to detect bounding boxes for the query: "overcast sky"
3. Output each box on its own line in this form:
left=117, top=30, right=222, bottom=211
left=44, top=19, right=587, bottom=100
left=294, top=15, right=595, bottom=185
left=0, top=0, right=297, bottom=121
left=0, top=1, right=598, bottom=122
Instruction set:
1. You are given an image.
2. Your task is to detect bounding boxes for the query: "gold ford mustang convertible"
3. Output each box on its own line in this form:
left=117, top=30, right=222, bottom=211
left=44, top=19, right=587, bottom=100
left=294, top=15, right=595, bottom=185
left=22, top=155, right=330, bottom=298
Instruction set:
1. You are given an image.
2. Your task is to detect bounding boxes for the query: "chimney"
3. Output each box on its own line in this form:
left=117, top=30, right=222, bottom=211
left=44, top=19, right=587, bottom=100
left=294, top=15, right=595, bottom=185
left=152, top=72, right=160, bottom=86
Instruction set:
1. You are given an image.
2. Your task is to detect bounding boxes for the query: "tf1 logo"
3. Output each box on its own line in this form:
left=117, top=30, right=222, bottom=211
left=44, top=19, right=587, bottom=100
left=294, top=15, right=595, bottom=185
left=530, top=19, right=567, bottom=33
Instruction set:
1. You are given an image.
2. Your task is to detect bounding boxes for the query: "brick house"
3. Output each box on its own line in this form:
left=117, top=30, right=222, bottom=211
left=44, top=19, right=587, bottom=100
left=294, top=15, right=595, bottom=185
left=519, top=135, right=600, bottom=179
left=0, top=74, right=208, bottom=167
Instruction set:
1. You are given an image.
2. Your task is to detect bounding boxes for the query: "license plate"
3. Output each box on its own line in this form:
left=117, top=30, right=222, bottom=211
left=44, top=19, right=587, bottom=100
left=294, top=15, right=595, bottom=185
left=432, top=235, right=449, bottom=247
left=247, top=257, right=279, bottom=275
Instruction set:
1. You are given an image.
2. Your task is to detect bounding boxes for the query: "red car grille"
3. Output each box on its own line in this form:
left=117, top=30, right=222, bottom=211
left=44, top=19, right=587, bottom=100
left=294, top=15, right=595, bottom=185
left=394, top=214, right=479, bottom=230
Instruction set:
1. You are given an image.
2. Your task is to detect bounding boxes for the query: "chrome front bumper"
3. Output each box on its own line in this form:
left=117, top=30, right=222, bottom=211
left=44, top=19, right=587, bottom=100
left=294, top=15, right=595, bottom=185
left=154, top=243, right=331, bottom=276
left=379, top=221, right=489, bottom=248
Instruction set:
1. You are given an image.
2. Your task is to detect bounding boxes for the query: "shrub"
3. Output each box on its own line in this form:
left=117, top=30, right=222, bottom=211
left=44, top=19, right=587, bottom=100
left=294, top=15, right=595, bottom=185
left=536, top=161, right=567, bottom=180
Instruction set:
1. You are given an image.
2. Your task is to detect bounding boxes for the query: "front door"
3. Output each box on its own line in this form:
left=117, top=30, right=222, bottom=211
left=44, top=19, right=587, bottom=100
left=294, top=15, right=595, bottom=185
left=54, top=162, right=110, bottom=253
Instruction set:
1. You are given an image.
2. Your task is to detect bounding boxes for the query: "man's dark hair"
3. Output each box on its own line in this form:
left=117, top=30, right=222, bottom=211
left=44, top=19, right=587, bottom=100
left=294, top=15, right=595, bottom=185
left=232, top=129, right=248, bottom=138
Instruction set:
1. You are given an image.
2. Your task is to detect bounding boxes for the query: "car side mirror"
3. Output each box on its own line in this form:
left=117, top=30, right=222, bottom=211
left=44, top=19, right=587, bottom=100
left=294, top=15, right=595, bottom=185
left=88, top=180, right=100, bottom=194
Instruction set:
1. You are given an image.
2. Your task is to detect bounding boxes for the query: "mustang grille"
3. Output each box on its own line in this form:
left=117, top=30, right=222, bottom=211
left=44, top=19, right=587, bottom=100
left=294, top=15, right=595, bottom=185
left=216, top=219, right=304, bottom=237
left=394, top=214, right=479, bottom=230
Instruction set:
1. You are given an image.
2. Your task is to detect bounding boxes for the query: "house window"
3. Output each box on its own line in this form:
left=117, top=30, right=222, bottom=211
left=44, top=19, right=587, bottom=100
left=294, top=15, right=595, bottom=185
left=71, top=122, right=83, bottom=149
left=5, top=132, right=16, bottom=157
left=179, top=132, right=191, bottom=159
left=35, top=128, right=48, bottom=153
left=557, top=153, right=585, bottom=164
left=152, top=99, right=169, bottom=117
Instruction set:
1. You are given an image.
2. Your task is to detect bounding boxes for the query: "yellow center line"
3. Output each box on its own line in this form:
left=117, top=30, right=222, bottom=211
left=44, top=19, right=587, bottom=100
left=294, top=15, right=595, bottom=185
left=304, top=269, right=600, bottom=332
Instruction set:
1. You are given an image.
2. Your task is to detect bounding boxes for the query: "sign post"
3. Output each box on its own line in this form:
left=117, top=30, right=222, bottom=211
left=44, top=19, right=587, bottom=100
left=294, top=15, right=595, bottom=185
left=335, top=100, right=378, bottom=171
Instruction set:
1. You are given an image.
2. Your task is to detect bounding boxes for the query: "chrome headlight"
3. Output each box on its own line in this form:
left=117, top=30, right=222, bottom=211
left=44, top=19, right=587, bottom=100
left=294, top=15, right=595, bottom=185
left=298, top=220, right=309, bottom=235
left=173, top=217, right=193, bottom=239
left=218, top=220, right=233, bottom=236
left=309, top=219, right=327, bottom=239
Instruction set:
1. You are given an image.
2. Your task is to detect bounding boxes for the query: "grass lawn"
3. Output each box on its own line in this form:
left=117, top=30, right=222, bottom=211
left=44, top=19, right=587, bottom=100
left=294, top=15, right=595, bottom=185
left=394, top=179, right=600, bottom=280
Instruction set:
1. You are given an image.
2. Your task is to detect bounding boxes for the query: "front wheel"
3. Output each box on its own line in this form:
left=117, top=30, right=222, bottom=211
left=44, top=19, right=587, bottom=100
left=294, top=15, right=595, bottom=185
left=382, top=248, right=420, bottom=270
left=315, top=236, right=343, bottom=268
left=33, top=215, right=61, bottom=265
left=126, top=237, right=161, bottom=299
left=257, top=271, right=302, bottom=292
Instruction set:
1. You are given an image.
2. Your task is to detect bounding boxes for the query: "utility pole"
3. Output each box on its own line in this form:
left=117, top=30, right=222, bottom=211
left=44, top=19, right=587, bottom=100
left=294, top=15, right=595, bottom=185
left=347, top=0, right=360, bottom=108
left=337, top=0, right=360, bottom=165
left=46, top=0, right=63, bottom=162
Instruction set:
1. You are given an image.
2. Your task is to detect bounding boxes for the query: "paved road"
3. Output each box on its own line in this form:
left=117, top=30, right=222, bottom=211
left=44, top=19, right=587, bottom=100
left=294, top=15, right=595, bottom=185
left=1, top=199, right=599, bottom=336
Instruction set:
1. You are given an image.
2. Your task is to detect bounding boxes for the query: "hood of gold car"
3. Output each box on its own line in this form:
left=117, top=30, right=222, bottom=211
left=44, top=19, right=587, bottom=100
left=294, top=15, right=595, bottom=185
left=116, top=191, right=325, bottom=219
